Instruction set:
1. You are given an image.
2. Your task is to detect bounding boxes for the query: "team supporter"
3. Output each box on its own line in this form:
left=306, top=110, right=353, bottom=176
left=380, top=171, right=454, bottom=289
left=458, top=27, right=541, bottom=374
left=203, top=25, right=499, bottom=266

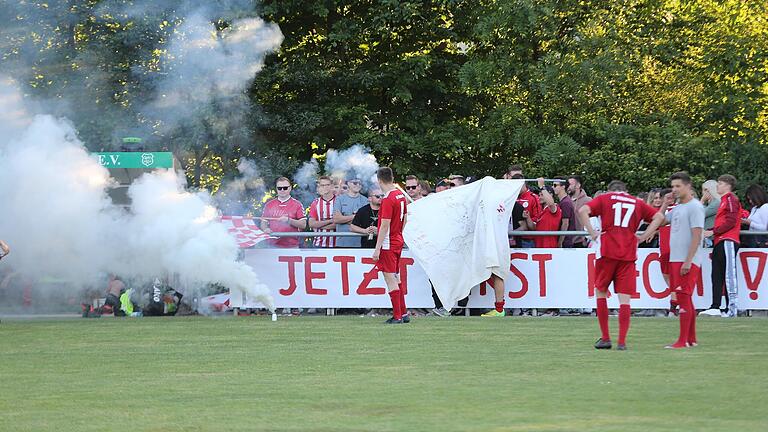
left=642, top=173, right=704, bottom=348
left=404, top=175, right=423, bottom=201
left=700, top=174, right=742, bottom=317
left=579, top=180, right=659, bottom=351
left=350, top=186, right=383, bottom=249
left=308, top=176, right=337, bottom=248
left=333, top=178, right=369, bottom=248
left=419, top=180, right=432, bottom=198
left=552, top=178, right=576, bottom=247
left=742, top=185, right=768, bottom=248
left=372, top=167, right=409, bottom=324
left=516, top=182, right=542, bottom=248
left=568, top=175, right=592, bottom=247
left=525, top=186, right=562, bottom=248
left=260, top=177, right=307, bottom=248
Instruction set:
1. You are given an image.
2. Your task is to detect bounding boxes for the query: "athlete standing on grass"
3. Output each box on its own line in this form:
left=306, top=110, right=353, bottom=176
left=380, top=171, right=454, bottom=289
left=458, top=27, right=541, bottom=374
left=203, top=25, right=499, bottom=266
left=640, top=172, right=704, bottom=349
left=578, top=180, right=659, bottom=351
left=372, top=167, right=410, bottom=324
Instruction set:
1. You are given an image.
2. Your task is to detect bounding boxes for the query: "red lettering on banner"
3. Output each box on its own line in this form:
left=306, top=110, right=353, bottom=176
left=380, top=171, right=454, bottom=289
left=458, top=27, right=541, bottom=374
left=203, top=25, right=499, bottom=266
left=358, top=258, right=387, bottom=295
left=740, top=251, right=767, bottom=300
left=333, top=256, right=355, bottom=295
left=304, top=256, right=328, bottom=295
left=398, top=257, right=415, bottom=294
left=531, top=254, right=553, bottom=297
left=642, top=252, right=670, bottom=299
left=508, top=253, right=529, bottom=299
left=278, top=256, right=302, bottom=296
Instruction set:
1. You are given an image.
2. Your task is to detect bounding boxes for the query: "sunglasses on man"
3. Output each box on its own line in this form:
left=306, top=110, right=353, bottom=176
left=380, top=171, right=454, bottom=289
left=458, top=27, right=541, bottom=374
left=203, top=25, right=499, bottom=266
left=405, top=185, right=418, bottom=190
left=373, top=194, right=385, bottom=198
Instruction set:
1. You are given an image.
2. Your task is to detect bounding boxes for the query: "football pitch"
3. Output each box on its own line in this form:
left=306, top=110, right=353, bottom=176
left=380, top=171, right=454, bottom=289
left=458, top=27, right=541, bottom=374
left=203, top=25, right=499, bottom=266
left=1, top=315, right=766, bottom=431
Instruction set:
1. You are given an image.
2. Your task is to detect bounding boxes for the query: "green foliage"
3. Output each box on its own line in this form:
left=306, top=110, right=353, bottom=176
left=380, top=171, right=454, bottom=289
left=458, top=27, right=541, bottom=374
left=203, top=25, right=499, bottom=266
left=2, top=0, right=766, bottom=194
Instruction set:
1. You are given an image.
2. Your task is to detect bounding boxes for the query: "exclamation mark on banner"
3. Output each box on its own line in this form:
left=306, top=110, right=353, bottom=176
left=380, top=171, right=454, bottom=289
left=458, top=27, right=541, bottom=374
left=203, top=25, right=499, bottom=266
left=739, top=252, right=766, bottom=301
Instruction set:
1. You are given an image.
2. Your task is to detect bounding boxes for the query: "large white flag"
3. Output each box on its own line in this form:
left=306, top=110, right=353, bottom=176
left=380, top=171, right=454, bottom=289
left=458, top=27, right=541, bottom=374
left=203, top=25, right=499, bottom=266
left=403, top=177, right=523, bottom=310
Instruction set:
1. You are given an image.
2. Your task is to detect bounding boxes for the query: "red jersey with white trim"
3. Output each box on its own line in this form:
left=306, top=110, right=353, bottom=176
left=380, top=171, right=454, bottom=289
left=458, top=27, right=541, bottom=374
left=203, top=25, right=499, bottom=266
left=659, top=204, right=676, bottom=255
left=263, top=197, right=305, bottom=248
left=309, top=196, right=336, bottom=248
left=378, top=189, right=408, bottom=251
left=713, top=192, right=741, bottom=244
left=586, top=192, right=658, bottom=261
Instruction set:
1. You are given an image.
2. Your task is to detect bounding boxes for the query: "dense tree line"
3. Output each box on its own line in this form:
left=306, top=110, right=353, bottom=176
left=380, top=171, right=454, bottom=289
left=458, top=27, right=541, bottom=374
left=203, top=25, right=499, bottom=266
left=2, top=1, right=766, bottom=193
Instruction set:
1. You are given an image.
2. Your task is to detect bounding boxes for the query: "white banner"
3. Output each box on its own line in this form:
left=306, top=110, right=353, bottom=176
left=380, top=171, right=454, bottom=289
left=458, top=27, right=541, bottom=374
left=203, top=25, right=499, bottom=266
left=231, top=248, right=768, bottom=310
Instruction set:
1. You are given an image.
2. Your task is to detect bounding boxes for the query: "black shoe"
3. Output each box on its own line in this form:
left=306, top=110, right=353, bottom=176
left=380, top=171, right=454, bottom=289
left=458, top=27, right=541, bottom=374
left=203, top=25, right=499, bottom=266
left=384, top=317, right=403, bottom=324
left=402, top=314, right=411, bottom=323
left=594, top=338, right=612, bottom=349
left=616, top=344, right=627, bottom=351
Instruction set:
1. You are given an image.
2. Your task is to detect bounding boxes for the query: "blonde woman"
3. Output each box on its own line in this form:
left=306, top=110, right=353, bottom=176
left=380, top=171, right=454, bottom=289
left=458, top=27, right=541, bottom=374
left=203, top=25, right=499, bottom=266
left=701, top=180, right=721, bottom=230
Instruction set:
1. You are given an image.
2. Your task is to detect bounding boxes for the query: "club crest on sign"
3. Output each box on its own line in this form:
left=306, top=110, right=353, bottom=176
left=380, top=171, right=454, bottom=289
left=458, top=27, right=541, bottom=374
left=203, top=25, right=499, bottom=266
left=141, top=153, right=154, bottom=167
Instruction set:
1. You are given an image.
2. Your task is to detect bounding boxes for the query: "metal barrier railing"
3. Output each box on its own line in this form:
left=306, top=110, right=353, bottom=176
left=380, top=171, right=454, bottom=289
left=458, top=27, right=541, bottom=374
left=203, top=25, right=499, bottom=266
left=268, top=231, right=768, bottom=238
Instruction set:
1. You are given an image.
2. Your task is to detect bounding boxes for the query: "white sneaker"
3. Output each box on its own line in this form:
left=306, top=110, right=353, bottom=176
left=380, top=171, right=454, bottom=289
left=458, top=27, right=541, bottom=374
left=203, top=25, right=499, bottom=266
left=431, top=307, right=449, bottom=317
left=698, top=308, right=722, bottom=317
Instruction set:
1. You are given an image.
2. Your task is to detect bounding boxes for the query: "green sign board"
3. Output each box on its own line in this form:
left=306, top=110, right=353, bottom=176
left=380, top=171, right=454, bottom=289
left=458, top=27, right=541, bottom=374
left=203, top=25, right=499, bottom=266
left=94, top=152, right=174, bottom=169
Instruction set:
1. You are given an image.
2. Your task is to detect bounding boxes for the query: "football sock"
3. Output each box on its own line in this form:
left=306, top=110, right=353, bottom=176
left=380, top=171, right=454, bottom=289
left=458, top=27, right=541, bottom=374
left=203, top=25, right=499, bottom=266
left=596, top=297, right=610, bottom=341
left=388, top=290, right=403, bottom=320
left=674, top=293, right=693, bottom=347
left=495, top=301, right=505, bottom=313
left=618, top=304, right=631, bottom=345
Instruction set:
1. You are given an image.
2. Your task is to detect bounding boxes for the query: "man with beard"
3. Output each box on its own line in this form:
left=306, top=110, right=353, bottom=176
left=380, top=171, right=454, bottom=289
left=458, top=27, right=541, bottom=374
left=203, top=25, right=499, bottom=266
left=568, top=175, right=592, bottom=248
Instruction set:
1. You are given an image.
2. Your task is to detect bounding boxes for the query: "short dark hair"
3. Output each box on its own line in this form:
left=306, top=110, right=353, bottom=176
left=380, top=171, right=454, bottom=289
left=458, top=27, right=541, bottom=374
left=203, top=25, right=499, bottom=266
left=377, top=167, right=394, bottom=183
left=510, top=173, right=524, bottom=180
left=607, top=180, right=627, bottom=192
left=553, top=176, right=567, bottom=187
left=507, top=164, right=523, bottom=174
left=669, top=171, right=692, bottom=185
left=275, top=176, right=291, bottom=186
left=659, top=188, right=672, bottom=197
left=405, top=175, right=419, bottom=182
left=745, top=184, right=768, bottom=208
left=568, top=175, right=584, bottom=186
left=718, top=174, right=737, bottom=189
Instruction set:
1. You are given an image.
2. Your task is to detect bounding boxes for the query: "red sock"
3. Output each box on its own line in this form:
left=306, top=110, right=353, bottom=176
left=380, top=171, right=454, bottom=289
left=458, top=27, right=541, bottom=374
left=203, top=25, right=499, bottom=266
left=388, top=290, right=402, bottom=320
left=398, top=285, right=407, bottom=315
left=495, top=301, right=505, bottom=313
left=686, top=295, right=697, bottom=344
left=596, top=298, right=610, bottom=341
left=670, top=298, right=678, bottom=311
left=673, top=294, right=692, bottom=347
left=618, top=304, right=631, bottom=345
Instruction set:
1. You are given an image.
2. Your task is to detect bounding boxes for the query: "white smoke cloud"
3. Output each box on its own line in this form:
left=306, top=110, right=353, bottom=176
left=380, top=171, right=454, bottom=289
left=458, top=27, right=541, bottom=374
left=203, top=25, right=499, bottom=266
left=293, top=158, right=320, bottom=206
left=325, top=144, right=380, bottom=191
left=0, top=101, right=273, bottom=311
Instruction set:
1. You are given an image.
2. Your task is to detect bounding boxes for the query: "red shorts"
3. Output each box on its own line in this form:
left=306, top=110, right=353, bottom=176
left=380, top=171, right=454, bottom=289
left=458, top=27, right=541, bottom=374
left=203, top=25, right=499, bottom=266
left=668, top=262, right=700, bottom=296
left=659, top=253, right=671, bottom=275
left=595, top=257, right=637, bottom=295
left=376, top=249, right=402, bottom=273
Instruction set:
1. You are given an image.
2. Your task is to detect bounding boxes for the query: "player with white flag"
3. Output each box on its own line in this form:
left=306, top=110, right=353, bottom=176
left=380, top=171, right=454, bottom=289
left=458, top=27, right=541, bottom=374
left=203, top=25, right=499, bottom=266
left=403, top=177, right=524, bottom=312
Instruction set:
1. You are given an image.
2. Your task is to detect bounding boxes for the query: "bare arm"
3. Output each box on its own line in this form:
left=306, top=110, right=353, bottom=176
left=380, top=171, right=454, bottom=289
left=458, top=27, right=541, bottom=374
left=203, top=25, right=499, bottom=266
left=578, top=206, right=598, bottom=241
left=684, top=228, right=703, bottom=267
left=333, top=209, right=355, bottom=225
left=637, top=213, right=667, bottom=243
left=308, top=217, right=334, bottom=229
left=288, top=217, right=307, bottom=229
left=0, top=240, right=9, bottom=257
left=349, top=224, right=370, bottom=235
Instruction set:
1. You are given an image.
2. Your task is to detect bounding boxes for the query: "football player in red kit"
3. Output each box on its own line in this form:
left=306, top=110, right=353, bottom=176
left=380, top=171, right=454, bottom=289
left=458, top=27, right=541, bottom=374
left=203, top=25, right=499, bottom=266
left=372, top=167, right=409, bottom=324
left=578, top=180, right=660, bottom=350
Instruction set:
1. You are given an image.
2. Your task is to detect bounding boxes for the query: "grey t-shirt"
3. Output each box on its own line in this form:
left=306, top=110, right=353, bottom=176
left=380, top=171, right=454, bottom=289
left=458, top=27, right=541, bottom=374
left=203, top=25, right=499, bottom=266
left=335, top=193, right=369, bottom=247
left=666, top=199, right=705, bottom=265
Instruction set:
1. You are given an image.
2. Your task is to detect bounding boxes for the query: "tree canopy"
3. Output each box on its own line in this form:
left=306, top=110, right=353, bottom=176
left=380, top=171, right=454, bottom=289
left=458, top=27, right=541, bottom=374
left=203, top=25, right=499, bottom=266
left=2, top=0, right=766, bottom=193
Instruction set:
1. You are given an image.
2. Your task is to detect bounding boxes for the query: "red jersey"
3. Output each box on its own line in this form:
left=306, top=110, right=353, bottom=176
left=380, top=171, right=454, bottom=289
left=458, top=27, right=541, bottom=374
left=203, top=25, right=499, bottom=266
left=659, top=204, right=676, bottom=255
left=517, top=189, right=542, bottom=240
left=534, top=205, right=562, bottom=248
left=713, top=192, right=741, bottom=244
left=586, top=192, right=657, bottom=261
left=309, top=196, right=336, bottom=248
left=262, top=197, right=305, bottom=248
left=378, top=188, right=408, bottom=251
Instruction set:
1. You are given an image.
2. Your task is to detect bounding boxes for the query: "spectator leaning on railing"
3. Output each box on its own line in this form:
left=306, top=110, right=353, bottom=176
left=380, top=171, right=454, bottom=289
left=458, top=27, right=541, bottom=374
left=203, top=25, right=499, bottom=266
left=260, top=177, right=307, bottom=248
left=309, top=176, right=337, bottom=248
left=528, top=185, right=562, bottom=248
left=350, top=186, right=383, bottom=249
left=742, top=184, right=768, bottom=248
left=333, top=178, right=369, bottom=248
left=567, top=175, right=591, bottom=248
left=551, top=177, right=576, bottom=247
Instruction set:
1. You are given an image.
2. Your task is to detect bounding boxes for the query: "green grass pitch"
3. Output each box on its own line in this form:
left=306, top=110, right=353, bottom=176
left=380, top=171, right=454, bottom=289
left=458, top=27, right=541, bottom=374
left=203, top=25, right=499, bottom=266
left=1, top=315, right=767, bottom=431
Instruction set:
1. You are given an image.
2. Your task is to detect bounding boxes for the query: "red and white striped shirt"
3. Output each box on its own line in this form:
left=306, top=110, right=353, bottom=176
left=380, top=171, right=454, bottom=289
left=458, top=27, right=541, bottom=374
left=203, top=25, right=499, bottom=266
left=309, top=196, right=336, bottom=248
